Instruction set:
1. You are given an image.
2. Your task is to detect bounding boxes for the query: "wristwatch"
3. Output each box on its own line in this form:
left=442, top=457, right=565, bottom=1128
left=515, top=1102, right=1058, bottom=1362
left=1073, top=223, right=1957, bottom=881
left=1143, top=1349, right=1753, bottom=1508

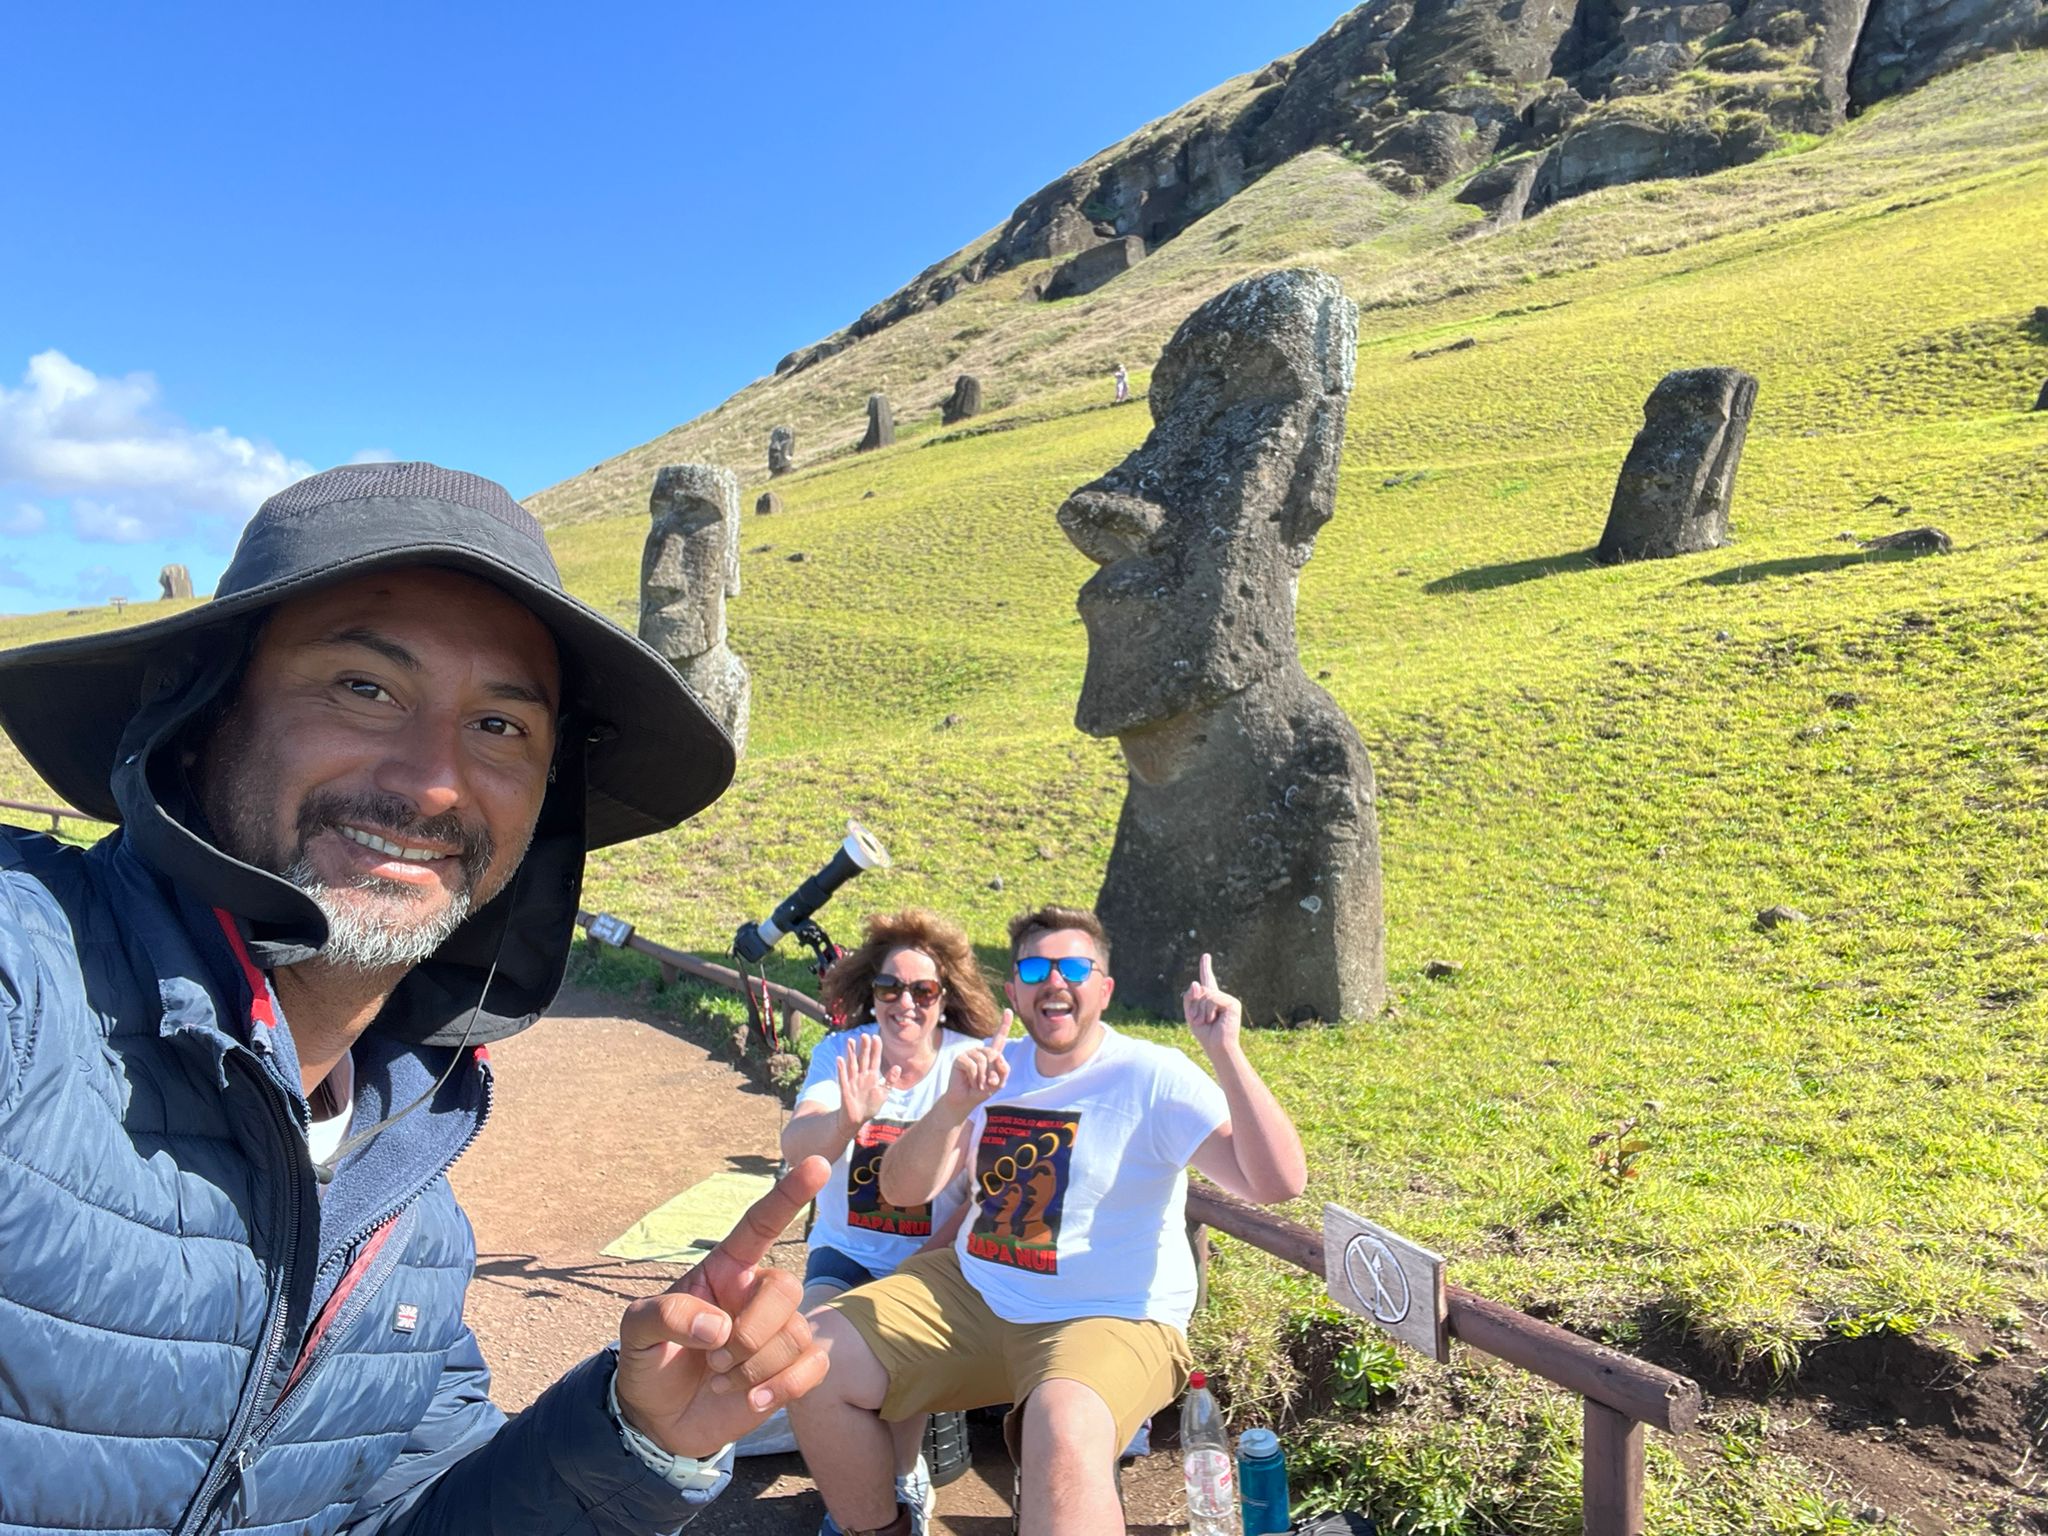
left=607, top=1363, right=731, bottom=1492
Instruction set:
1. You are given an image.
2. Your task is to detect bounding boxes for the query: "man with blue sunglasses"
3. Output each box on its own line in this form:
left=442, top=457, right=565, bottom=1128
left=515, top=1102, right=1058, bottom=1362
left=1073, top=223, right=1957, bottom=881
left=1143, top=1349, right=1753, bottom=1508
left=789, top=904, right=1307, bottom=1536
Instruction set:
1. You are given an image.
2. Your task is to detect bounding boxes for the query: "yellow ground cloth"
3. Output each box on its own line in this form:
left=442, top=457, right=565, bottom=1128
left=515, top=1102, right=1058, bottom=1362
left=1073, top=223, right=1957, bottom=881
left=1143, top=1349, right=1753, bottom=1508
left=603, top=1170, right=776, bottom=1263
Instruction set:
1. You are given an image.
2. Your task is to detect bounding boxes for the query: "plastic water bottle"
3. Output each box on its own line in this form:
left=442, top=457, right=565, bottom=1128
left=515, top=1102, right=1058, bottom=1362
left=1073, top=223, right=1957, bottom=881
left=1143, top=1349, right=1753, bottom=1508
left=1237, top=1427, right=1291, bottom=1536
left=1182, top=1370, right=1239, bottom=1536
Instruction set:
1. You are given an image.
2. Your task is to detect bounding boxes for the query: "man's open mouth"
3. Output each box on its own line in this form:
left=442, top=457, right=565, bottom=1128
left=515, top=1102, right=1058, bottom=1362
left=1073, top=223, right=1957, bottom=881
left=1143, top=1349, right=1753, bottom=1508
left=339, top=825, right=457, bottom=863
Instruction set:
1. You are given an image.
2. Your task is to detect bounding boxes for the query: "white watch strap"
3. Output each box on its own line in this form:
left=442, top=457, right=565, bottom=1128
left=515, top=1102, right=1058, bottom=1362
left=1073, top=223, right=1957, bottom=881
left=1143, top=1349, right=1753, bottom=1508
left=607, top=1364, right=730, bottom=1492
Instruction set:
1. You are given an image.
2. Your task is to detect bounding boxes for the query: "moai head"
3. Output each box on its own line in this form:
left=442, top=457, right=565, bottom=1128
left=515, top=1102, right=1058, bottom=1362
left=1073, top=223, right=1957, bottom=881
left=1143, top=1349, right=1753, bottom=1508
left=1057, top=269, right=1357, bottom=737
left=639, top=464, right=741, bottom=660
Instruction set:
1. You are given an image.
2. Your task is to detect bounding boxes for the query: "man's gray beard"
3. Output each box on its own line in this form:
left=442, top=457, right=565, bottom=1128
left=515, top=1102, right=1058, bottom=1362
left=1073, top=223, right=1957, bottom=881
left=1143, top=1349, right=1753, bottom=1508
left=282, top=857, right=473, bottom=971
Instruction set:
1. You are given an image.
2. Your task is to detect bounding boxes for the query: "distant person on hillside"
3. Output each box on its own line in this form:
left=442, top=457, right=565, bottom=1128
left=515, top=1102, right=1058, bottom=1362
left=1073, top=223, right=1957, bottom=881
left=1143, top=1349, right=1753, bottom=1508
left=1112, top=362, right=1130, bottom=404
left=787, top=906, right=1307, bottom=1536
left=738, top=910, right=1001, bottom=1510
left=0, top=462, right=824, bottom=1533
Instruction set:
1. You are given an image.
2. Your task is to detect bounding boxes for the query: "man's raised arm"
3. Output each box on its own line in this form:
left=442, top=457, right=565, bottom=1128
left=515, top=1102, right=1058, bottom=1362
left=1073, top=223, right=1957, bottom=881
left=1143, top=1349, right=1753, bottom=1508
left=879, top=1026, right=1010, bottom=1208
left=1184, top=955, right=1309, bottom=1206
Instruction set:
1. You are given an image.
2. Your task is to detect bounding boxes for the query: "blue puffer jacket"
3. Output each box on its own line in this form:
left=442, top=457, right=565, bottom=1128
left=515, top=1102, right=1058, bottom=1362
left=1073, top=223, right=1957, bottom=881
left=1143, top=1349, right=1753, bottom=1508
left=0, top=824, right=724, bottom=1535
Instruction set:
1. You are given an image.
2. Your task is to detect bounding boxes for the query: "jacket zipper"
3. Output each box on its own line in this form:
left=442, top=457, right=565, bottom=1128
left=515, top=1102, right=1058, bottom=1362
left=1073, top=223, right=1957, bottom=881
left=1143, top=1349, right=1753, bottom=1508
left=174, top=1050, right=304, bottom=1536
left=244, top=1054, right=496, bottom=1459
left=179, top=1045, right=494, bottom=1534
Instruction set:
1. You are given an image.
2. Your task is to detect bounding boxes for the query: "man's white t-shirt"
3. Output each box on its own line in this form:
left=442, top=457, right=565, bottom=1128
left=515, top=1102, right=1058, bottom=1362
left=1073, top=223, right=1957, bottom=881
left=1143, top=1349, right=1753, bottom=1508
left=955, top=1026, right=1228, bottom=1330
left=797, top=1025, right=983, bottom=1276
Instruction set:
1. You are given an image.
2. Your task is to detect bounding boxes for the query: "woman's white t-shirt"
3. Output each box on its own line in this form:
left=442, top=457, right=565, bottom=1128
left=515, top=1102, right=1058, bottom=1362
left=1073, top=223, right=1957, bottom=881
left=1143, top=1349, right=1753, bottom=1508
left=797, top=1024, right=983, bottom=1276
left=954, top=1026, right=1228, bottom=1329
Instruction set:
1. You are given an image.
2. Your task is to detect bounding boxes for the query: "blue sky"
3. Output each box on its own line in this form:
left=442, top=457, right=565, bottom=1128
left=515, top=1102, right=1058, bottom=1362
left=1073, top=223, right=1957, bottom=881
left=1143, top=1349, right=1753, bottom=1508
left=0, top=1, right=1346, bottom=614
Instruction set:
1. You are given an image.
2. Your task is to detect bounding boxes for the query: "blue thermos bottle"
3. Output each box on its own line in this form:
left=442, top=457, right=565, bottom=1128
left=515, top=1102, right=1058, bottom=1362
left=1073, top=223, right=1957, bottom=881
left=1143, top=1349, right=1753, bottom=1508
left=1238, top=1427, right=1290, bottom=1536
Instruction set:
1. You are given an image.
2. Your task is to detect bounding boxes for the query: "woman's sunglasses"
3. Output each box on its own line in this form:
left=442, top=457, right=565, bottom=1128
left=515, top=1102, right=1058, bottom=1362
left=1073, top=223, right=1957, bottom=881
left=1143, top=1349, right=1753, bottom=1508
left=873, top=975, right=945, bottom=1007
left=1014, top=955, right=1097, bottom=986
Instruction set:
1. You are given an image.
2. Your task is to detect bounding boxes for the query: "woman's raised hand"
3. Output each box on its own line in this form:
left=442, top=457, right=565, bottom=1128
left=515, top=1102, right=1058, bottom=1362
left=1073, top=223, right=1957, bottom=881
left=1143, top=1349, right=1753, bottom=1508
left=836, top=1032, right=890, bottom=1130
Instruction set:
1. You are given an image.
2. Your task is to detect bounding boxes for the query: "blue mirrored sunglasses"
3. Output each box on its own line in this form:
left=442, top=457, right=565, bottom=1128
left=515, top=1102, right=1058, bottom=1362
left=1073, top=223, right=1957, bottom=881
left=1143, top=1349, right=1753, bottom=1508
left=1015, top=955, right=1097, bottom=986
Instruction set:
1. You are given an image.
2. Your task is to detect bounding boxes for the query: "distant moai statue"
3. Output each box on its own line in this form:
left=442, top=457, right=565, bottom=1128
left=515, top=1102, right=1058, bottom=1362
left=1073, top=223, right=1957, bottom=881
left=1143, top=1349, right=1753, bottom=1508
left=755, top=490, right=782, bottom=516
left=768, top=425, right=797, bottom=477
left=158, top=564, right=193, bottom=600
left=1597, top=368, right=1758, bottom=562
left=639, top=464, right=750, bottom=754
left=1057, top=268, right=1385, bottom=1026
left=859, top=393, right=895, bottom=452
left=942, top=375, right=983, bottom=425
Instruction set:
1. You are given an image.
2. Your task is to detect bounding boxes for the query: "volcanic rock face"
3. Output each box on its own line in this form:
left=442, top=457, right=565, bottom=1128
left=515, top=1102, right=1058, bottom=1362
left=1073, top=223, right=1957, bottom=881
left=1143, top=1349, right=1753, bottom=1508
left=640, top=464, right=750, bottom=753
left=1598, top=368, right=1758, bottom=562
left=1058, top=269, right=1386, bottom=1026
left=1043, top=237, right=1148, bottom=302
left=775, top=0, right=2035, bottom=359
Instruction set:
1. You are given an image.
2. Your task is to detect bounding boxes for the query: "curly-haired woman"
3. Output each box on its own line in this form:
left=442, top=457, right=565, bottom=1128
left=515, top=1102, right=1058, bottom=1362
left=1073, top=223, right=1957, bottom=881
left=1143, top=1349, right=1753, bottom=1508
left=754, top=909, right=1002, bottom=1509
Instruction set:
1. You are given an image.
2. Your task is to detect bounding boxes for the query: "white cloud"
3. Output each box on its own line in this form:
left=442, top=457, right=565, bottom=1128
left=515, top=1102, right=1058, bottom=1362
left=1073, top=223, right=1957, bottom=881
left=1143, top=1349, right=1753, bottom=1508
left=0, top=351, right=313, bottom=545
left=2, top=502, right=46, bottom=535
left=347, top=446, right=396, bottom=465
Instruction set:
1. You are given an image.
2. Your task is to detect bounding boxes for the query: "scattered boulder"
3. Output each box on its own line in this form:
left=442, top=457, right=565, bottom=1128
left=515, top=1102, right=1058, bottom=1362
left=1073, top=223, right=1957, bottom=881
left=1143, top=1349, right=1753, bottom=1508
left=987, top=874, right=1005, bottom=892
left=755, top=491, right=781, bottom=516
left=1043, top=237, right=1147, bottom=302
left=1423, top=959, right=1463, bottom=979
left=1862, top=526, right=1952, bottom=554
left=1058, top=268, right=1385, bottom=1026
left=859, top=394, right=894, bottom=452
left=775, top=339, right=847, bottom=378
left=2034, top=379, right=2048, bottom=411
left=768, top=425, right=796, bottom=477
left=1597, top=368, right=1758, bottom=563
left=639, top=464, right=750, bottom=754
left=157, top=564, right=193, bottom=600
left=941, top=374, right=983, bottom=425
left=1755, top=904, right=1810, bottom=931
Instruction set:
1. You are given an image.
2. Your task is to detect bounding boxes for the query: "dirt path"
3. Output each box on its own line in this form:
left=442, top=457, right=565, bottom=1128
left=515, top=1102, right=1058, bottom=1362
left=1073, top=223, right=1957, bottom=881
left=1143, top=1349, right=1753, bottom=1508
left=449, top=986, right=1187, bottom=1535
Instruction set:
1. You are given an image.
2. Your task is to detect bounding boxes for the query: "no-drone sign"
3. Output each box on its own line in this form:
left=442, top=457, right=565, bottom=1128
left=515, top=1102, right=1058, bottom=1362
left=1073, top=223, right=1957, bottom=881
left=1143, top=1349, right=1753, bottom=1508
left=1323, top=1204, right=1450, bottom=1363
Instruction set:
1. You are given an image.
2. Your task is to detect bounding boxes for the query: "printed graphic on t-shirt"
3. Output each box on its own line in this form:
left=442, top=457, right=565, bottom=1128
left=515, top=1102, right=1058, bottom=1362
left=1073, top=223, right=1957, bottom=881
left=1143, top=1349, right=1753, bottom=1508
left=965, top=1108, right=1080, bottom=1274
left=846, top=1119, right=934, bottom=1237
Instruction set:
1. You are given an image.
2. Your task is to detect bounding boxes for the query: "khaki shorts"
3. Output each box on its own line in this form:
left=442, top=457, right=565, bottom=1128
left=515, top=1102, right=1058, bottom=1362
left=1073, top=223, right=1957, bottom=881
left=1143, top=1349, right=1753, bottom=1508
left=826, top=1246, right=1191, bottom=1457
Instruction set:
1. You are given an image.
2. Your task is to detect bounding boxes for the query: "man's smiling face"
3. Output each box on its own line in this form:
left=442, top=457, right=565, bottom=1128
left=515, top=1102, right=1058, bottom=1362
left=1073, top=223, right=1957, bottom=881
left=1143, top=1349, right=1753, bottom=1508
left=1004, top=926, right=1114, bottom=1062
left=198, top=567, right=561, bottom=970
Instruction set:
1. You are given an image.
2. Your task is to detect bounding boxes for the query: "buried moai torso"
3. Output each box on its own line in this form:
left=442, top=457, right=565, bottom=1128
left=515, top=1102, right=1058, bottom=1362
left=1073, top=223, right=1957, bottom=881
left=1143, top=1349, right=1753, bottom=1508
left=1057, top=268, right=1386, bottom=1026
left=1597, top=367, right=1758, bottom=563
left=639, top=464, right=751, bottom=754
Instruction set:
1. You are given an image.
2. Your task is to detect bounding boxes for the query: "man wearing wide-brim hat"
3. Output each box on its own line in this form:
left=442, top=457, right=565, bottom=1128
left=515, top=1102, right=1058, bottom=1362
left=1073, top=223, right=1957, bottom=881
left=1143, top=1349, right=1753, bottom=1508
left=0, top=462, right=827, bottom=1534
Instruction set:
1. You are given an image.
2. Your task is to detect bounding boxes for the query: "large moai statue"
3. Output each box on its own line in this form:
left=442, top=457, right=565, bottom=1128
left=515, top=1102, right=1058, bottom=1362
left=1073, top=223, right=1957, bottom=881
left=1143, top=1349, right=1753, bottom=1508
left=941, top=375, right=983, bottom=425
left=1057, top=269, right=1385, bottom=1025
left=1597, top=368, right=1758, bottom=563
left=859, top=393, right=894, bottom=452
left=639, top=464, right=750, bottom=754
left=158, top=564, right=193, bottom=600
left=768, top=425, right=796, bottom=477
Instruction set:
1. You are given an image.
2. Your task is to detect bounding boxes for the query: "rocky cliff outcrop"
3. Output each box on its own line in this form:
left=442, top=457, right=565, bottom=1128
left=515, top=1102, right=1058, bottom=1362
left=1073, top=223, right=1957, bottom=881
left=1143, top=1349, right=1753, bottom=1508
left=765, top=0, right=2037, bottom=370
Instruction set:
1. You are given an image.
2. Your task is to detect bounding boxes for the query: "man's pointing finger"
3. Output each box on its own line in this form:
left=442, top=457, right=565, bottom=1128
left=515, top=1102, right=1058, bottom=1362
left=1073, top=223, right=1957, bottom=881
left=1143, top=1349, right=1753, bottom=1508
left=705, top=1156, right=829, bottom=1273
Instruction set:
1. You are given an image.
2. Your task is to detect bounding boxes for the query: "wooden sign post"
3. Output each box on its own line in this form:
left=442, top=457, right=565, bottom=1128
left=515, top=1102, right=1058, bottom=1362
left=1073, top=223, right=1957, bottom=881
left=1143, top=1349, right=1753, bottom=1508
left=1322, top=1203, right=1450, bottom=1363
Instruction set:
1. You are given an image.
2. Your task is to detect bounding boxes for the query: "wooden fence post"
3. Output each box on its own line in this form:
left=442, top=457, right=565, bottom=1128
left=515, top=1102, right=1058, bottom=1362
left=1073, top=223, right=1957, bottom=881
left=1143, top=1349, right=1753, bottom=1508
left=1582, top=1398, right=1645, bottom=1536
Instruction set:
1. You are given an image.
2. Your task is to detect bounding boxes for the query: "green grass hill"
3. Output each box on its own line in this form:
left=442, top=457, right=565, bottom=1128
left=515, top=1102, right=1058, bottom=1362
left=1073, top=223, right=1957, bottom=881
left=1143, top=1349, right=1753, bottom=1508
left=5, top=47, right=2045, bottom=1536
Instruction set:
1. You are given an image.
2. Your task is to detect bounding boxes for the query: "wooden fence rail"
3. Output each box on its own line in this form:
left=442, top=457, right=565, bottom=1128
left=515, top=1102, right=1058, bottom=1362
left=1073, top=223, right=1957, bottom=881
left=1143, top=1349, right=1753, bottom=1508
left=576, top=908, right=1697, bottom=1536
left=0, top=797, right=104, bottom=832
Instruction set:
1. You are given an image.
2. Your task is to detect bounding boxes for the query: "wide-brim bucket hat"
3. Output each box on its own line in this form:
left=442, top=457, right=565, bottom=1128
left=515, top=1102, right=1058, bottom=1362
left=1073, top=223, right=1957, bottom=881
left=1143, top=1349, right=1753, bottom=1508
left=0, top=461, right=735, bottom=849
